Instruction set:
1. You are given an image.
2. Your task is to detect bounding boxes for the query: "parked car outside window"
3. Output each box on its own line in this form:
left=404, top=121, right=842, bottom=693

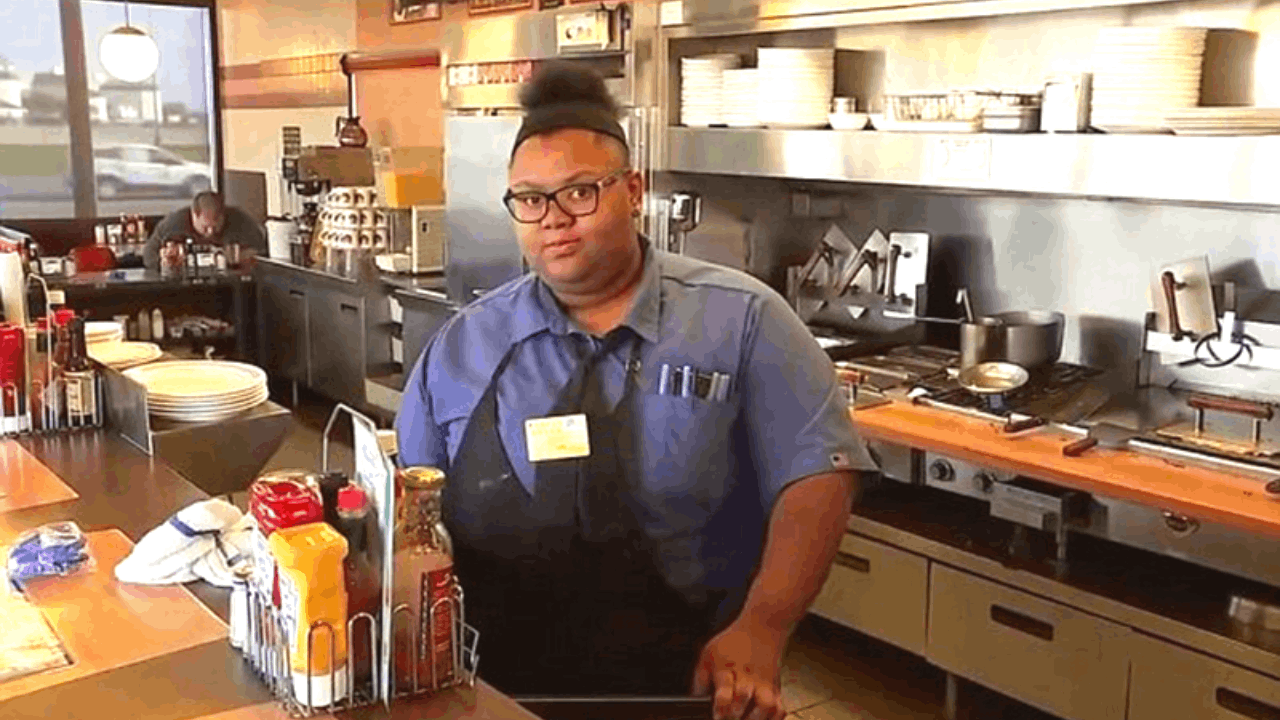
left=92, top=143, right=212, bottom=199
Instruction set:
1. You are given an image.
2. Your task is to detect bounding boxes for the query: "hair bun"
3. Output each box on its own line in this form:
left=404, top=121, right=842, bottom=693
left=519, top=62, right=618, bottom=119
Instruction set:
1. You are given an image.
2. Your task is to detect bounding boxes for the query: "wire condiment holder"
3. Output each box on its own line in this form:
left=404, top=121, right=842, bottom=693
left=236, top=403, right=479, bottom=717
left=1, top=274, right=104, bottom=436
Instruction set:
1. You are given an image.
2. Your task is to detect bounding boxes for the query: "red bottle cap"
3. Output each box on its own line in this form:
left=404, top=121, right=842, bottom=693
left=337, top=484, right=367, bottom=512
left=53, top=309, right=76, bottom=326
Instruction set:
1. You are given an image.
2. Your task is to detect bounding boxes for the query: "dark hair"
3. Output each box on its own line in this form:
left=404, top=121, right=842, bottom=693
left=511, top=62, right=628, bottom=160
left=192, top=191, right=225, bottom=217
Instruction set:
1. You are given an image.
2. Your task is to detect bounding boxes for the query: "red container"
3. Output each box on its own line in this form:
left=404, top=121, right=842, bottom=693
left=249, top=472, right=324, bottom=605
left=0, top=323, right=25, bottom=416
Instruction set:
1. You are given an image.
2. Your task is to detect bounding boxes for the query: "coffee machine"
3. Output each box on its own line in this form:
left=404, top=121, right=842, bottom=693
left=282, top=145, right=375, bottom=267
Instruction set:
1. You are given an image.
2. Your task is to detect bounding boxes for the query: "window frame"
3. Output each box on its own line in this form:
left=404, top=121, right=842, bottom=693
left=51, top=0, right=223, bottom=219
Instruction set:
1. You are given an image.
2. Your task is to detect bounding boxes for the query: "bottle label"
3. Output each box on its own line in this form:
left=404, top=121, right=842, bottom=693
left=419, top=565, right=455, bottom=687
left=65, top=373, right=96, bottom=418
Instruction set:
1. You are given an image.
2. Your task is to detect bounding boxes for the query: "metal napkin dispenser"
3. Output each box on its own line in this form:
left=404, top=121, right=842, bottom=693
left=387, top=205, right=446, bottom=274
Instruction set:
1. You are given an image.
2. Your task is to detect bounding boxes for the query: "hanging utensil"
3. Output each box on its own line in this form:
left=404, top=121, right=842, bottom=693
left=957, top=287, right=976, bottom=323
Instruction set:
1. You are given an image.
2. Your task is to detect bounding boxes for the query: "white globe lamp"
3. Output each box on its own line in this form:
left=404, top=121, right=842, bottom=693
left=100, top=16, right=159, bottom=83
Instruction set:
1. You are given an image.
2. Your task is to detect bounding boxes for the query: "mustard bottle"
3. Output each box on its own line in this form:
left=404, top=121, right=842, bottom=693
left=269, top=522, right=350, bottom=707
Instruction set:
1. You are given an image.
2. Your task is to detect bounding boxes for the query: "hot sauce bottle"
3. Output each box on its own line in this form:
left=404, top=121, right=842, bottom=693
left=392, top=466, right=456, bottom=692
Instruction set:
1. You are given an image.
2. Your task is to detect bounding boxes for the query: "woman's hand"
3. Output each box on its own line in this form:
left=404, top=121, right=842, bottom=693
left=691, top=618, right=788, bottom=720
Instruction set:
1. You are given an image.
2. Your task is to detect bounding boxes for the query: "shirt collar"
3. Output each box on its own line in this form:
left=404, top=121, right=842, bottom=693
left=519, top=237, right=662, bottom=344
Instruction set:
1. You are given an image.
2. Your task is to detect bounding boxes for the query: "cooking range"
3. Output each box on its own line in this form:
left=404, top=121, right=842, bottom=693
left=842, top=345, right=1280, bottom=589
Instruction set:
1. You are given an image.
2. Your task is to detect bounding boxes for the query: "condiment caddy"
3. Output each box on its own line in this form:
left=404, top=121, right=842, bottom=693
left=0, top=275, right=104, bottom=436
left=235, top=404, right=478, bottom=716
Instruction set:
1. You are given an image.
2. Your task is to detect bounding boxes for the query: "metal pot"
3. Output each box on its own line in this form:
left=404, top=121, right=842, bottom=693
left=960, top=310, right=1065, bottom=369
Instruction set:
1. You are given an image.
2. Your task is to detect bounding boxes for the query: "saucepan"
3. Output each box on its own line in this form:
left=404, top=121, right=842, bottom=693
left=961, top=310, right=1065, bottom=369
left=887, top=294, right=1065, bottom=369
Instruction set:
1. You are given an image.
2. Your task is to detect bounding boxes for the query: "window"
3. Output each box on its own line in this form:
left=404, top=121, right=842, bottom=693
left=0, top=0, right=219, bottom=220
left=0, top=0, right=73, bottom=218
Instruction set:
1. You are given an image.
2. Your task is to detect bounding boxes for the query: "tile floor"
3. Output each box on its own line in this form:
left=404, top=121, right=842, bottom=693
left=256, top=389, right=1062, bottom=720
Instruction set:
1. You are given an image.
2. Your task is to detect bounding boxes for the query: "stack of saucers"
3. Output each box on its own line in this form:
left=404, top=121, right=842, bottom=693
left=1090, top=26, right=1207, bottom=132
left=680, top=53, right=741, bottom=127
left=123, top=360, right=269, bottom=423
left=756, top=48, right=835, bottom=129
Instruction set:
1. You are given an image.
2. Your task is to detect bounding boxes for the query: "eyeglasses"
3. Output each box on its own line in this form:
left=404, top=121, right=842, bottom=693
left=503, top=168, right=630, bottom=224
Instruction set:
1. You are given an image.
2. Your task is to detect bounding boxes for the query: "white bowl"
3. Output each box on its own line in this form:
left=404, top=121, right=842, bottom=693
left=829, top=112, right=869, bottom=131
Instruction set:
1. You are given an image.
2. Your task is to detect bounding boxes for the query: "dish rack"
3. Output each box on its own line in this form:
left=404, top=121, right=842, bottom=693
left=881, top=90, right=1041, bottom=132
left=237, top=403, right=480, bottom=717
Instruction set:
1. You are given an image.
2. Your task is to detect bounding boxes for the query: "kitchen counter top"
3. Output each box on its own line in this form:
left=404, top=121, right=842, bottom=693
left=0, top=431, right=540, bottom=720
left=851, top=399, right=1280, bottom=541
left=43, top=267, right=253, bottom=291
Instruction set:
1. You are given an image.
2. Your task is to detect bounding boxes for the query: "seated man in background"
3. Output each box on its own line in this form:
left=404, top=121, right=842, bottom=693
left=143, top=191, right=267, bottom=271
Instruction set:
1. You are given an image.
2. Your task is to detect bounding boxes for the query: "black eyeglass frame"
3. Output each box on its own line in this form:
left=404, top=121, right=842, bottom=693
left=502, top=168, right=631, bottom=224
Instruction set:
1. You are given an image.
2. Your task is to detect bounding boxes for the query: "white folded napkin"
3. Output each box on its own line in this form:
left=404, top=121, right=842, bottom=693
left=115, top=498, right=255, bottom=588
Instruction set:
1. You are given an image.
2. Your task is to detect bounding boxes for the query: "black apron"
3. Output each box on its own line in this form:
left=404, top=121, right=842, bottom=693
left=442, top=329, right=723, bottom=695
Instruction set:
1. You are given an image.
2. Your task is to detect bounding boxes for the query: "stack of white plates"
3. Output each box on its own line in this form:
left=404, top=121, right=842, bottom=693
left=1090, top=26, right=1207, bottom=132
left=681, top=53, right=741, bottom=127
left=87, top=341, right=163, bottom=370
left=85, top=321, right=124, bottom=345
left=756, top=48, right=834, bottom=129
left=1165, top=107, right=1280, bottom=135
left=722, top=68, right=760, bottom=127
left=123, top=360, right=269, bottom=423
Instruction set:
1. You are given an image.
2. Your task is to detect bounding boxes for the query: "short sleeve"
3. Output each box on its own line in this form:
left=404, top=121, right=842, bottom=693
left=394, top=334, right=449, bottom=469
left=738, top=291, right=874, bottom=504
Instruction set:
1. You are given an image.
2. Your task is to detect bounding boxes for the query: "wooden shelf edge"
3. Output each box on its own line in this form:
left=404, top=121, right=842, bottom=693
left=342, top=49, right=443, bottom=74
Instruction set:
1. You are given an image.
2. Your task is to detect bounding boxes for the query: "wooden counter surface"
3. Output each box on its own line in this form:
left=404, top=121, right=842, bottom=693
left=0, top=431, right=545, bottom=720
left=852, top=401, right=1280, bottom=540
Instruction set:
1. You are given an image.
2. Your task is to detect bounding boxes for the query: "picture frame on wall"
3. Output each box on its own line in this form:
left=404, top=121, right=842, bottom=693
left=467, top=0, right=534, bottom=15
left=391, top=0, right=442, bottom=24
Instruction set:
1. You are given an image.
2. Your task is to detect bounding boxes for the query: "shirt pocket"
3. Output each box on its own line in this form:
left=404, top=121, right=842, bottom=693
left=638, top=393, right=738, bottom=531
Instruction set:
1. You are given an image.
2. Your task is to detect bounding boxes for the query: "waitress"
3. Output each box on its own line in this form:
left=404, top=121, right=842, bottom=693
left=395, top=63, right=873, bottom=720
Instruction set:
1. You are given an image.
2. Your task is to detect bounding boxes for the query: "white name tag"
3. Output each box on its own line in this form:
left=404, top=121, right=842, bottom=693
left=525, top=413, right=591, bottom=462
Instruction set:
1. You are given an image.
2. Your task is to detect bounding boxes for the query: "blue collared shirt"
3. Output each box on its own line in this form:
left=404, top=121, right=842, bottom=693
left=396, top=244, right=874, bottom=595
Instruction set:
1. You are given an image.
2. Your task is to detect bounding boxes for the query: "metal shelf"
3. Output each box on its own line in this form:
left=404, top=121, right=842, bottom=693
left=663, top=127, right=1280, bottom=208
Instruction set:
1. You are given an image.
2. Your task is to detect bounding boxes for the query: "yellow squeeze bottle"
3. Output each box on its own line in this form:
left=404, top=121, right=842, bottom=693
left=269, top=522, right=350, bottom=707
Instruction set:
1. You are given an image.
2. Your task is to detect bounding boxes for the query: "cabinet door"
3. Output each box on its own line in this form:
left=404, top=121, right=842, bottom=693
left=309, top=289, right=365, bottom=406
left=1130, top=633, right=1280, bottom=720
left=927, top=564, right=1130, bottom=720
left=400, top=290, right=457, bottom=380
left=810, top=533, right=928, bottom=655
left=257, top=275, right=309, bottom=384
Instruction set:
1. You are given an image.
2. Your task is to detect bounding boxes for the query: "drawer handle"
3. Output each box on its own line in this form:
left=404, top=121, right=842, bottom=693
left=288, top=290, right=305, bottom=299
left=833, top=553, right=870, bottom=573
left=1217, top=688, right=1280, bottom=720
left=990, top=605, right=1055, bottom=642
left=340, top=303, right=360, bottom=313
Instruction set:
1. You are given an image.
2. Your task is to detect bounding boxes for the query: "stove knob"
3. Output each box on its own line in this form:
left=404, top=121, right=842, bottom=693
left=975, top=472, right=998, bottom=493
left=928, top=460, right=955, bottom=483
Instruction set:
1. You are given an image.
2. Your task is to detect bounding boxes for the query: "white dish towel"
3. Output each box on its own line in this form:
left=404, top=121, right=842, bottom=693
left=115, top=498, right=255, bottom=588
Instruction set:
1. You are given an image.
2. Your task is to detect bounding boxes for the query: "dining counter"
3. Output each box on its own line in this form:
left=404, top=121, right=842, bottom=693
left=851, top=399, right=1280, bottom=540
left=0, top=430, right=540, bottom=720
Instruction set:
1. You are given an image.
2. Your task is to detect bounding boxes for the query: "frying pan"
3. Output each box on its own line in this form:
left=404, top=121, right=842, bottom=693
left=1062, top=422, right=1140, bottom=457
left=957, top=361, right=1029, bottom=395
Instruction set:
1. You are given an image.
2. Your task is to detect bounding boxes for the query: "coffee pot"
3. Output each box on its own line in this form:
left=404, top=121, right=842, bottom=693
left=336, top=116, right=368, bottom=148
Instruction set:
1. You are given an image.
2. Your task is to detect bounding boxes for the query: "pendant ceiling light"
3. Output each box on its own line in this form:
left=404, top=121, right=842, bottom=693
left=100, top=1, right=159, bottom=83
